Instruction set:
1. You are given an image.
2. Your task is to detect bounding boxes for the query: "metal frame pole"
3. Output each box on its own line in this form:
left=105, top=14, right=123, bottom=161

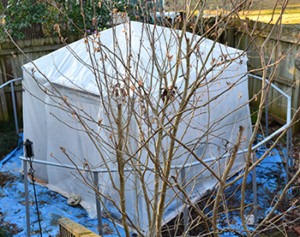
left=252, top=152, right=258, bottom=226
left=180, top=168, right=189, bottom=235
left=265, top=93, right=269, bottom=138
left=287, top=128, right=293, bottom=167
left=23, top=160, right=31, bottom=237
left=10, top=82, right=19, bottom=134
left=285, top=127, right=293, bottom=205
left=93, top=172, right=103, bottom=236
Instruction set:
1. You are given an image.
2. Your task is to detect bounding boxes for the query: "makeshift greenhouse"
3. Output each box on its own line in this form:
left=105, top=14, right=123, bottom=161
left=22, top=21, right=252, bottom=233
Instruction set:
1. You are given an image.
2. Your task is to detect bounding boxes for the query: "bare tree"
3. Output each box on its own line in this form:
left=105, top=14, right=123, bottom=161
left=4, top=0, right=300, bottom=236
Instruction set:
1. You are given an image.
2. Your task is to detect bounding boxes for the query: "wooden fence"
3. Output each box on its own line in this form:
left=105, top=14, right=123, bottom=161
left=225, top=19, right=300, bottom=131
left=0, top=20, right=300, bottom=131
left=0, top=36, right=78, bottom=125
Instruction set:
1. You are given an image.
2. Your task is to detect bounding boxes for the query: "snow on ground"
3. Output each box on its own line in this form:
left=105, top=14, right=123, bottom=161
left=0, top=137, right=125, bottom=237
left=0, top=135, right=290, bottom=236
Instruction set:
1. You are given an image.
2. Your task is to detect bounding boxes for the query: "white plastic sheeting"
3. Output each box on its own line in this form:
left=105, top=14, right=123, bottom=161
left=22, top=21, right=252, bottom=233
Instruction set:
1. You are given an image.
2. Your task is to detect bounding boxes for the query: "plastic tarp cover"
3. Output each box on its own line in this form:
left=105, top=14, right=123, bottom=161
left=22, top=21, right=252, bottom=233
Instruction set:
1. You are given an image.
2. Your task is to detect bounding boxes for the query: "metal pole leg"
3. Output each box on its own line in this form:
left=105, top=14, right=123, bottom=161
left=10, top=82, right=19, bottom=135
left=23, top=160, right=30, bottom=237
left=180, top=168, right=189, bottom=235
left=93, top=172, right=103, bottom=236
left=252, top=152, right=258, bottom=237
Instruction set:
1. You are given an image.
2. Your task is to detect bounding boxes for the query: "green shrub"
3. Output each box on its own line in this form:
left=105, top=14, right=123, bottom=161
left=0, top=122, right=18, bottom=160
left=0, top=0, right=109, bottom=40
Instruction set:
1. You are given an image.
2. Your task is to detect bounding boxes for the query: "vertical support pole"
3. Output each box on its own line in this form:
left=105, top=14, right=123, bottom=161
left=284, top=127, right=292, bottom=205
left=93, top=172, right=103, bottom=236
left=10, top=82, right=19, bottom=134
left=23, top=160, right=30, bottom=237
left=180, top=168, right=189, bottom=235
left=265, top=94, right=269, bottom=138
left=252, top=152, right=258, bottom=227
left=287, top=128, right=293, bottom=167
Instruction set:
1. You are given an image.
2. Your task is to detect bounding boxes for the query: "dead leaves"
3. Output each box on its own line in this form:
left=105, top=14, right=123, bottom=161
left=161, top=85, right=178, bottom=102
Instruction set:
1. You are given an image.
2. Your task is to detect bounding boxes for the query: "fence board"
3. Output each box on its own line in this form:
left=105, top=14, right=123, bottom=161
left=0, top=36, right=79, bottom=125
left=0, top=58, right=9, bottom=121
left=0, top=22, right=300, bottom=131
left=231, top=19, right=300, bottom=131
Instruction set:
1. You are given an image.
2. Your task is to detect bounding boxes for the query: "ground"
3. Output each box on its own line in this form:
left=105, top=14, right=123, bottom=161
left=1, top=126, right=299, bottom=236
left=0, top=142, right=126, bottom=237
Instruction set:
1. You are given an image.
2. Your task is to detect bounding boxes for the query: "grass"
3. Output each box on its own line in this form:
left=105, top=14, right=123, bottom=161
left=202, top=3, right=300, bottom=24
left=0, top=229, right=13, bottom=237
left=165, top=0, right=300, bottom=24
left=165, top=0, right=300, bottom=10
left=0, top=122, right=19, bottom=160
left=239, top=7, right=300, bottom=24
